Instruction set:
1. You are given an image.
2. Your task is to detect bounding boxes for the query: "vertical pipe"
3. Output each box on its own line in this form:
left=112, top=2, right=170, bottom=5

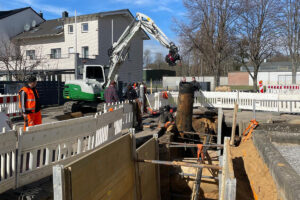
left=192, top=135, right=211, bottom=200
left=253, top=99, right=256, bottom=120
left=74, top=10, right=78, bottom=80
left=112, top=19, right=114, bottom=46
left=230, top=103, right=238, bottom=146
left=74, top=10, right=77, bottom=54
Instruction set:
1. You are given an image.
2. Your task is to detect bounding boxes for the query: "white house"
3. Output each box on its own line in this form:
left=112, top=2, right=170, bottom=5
left=0, top=7, right=44, bottom=55
left=12, top=9, right=149, bottom=82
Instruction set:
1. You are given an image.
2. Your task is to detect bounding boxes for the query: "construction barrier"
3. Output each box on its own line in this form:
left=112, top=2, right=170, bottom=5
left=0, top=130, right=17, bottom=193
left=0, top=101, right=134, bottom=193
left=0, top=94, right=21, bottom=117
left=53, top=133, right=159, bottom=200
left=266, top=84, right=300, bottom=94
left=148, top=91, right=300, bottom=113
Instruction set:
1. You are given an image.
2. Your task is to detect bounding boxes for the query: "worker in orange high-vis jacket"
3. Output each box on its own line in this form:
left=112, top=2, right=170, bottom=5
left=18, top=76, right=42, bottom=130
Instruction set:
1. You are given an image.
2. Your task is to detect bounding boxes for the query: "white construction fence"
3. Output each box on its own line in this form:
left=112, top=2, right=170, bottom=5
left=148, top=91, right=300, bottom=113
left=266, top=84, right=300, bottom=94
left=0, top=101, right=133, bottom=194
left=0, top=94, right=21, bottom=117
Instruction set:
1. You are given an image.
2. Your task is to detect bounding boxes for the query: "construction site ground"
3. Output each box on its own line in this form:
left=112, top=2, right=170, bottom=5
left=231, top=139, right=278, bottom=200
left=11, top=105, right=300, bottom=128
left=6, top=105, right=300, bottom=199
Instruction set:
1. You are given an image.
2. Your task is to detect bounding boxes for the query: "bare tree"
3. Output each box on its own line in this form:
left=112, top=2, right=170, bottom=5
left=175, top=0, right=236, bottom=88
left=236, top=0, right=281, bottom=91
left=0, top=39, right=45, bottom=81
left=282, top=0, right=300, bottom=84
left=143, top=49, right=151, bottom=68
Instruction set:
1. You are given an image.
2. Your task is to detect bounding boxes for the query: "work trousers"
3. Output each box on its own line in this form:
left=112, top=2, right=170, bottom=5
left=24, top=111, right=42, bottom=130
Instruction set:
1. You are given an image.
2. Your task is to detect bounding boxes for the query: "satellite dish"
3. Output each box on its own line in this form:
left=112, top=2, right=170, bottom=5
left=24, top=24, right=30, bottom=32
left=32, top=20, right=36, bottom=27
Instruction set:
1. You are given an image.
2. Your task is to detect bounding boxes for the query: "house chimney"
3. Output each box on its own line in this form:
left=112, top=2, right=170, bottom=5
left=62, top=11, right=69, bottom=18
left=39, top=11, right=43, bottom=18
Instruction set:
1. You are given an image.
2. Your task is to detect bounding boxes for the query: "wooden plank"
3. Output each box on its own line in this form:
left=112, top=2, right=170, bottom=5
left=230, top=103, right=238, bottom=145
left=65, top=134, right=135, bottom=200
left=136, top=138, right=159, bottom=200
left=217, top=108, right=223, bottom=156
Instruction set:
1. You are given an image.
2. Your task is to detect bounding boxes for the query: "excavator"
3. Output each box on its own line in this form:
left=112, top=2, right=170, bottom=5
left=63, top=12, right=181, bottom=113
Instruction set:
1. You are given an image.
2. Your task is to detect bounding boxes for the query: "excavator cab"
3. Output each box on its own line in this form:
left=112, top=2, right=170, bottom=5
left=84, top=65, right=105, bottom=83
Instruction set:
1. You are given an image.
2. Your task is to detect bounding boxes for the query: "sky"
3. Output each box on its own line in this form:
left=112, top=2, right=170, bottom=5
left=0, top=0, right=187, bottom=59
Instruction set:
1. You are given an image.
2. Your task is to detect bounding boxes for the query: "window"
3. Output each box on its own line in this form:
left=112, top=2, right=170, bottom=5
left=81, top=23, right=88, bottom=32
left=82, top=46, right=89, bottom=58
left=86, top=66, right=104, bottom=82
left=68, top=25, right=73, bottom=33
left=50, top=48, right=61, bottom=59
left=26, top=50, right=35, bottom=60
left=68, top=47, right=74, bottom=54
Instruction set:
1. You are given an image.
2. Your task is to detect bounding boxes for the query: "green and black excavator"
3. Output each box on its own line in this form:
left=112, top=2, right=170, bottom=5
left=63, top=12, right=181, bottom=114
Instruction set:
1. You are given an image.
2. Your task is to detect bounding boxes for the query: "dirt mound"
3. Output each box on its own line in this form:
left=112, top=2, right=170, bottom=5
left=192, top=118, right=216, bottom=133
left=215, top=86, right=231, bottom=92
left=231, top=139, right=278, bottom=200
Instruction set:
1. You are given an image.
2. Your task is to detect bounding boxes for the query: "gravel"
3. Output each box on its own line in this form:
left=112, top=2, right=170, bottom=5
left=273, top=142, right=300, bottom=176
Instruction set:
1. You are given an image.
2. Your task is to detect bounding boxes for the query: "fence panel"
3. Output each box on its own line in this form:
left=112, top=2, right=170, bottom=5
left=136, top=138, right=159, bottom=200
left=16, top=104, right=131, bottom=188
left=0, top=130, right=17, bottom=193
left=56, top=134, right=136, bottom=200
left=150, top=91, right=300, bottom=113
left=220, top=137, right=236, bottom=200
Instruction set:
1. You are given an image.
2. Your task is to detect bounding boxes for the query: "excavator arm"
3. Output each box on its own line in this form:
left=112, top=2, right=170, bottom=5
left=104, top=12, right=181, bottom=88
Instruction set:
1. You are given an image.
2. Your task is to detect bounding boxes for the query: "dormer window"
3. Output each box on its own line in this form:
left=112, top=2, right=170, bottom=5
left=68, top=25, right=73, bottom=33
left=82, top=23, right=88, bottom=32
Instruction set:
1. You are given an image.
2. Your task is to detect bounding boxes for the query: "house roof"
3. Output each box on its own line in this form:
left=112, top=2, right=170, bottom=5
left=0, top=7, right=44, bottom=21
left=0, top=7, right=30, bottom=20
left=13, top=9, right=150, bottom=40
left=13, top=18, right=64, bottom=40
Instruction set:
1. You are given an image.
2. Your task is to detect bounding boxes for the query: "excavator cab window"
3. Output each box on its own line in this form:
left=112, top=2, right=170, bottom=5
left=86, top=66, right=104, bottom=82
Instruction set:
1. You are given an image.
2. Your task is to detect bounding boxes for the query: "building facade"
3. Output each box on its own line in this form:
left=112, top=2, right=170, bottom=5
left=0, top=7, right=44, bottom=48
left=12, top=9, right=149, bottom=82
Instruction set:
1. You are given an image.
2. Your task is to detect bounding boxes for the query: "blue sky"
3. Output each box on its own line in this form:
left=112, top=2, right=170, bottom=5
left=0, top=0, right=187, bottom=58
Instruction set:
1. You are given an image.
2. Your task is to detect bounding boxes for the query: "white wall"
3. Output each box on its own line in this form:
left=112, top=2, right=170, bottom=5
left=163, top=76, right=228, bottom=90
left=64, top=16, right=99, bottom=58
left=249, top=72, right=300, bottom=85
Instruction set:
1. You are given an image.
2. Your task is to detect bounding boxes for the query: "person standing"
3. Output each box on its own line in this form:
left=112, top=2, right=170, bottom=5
left=125, top=84, right=138, bottom=101
left=126, top=84, right=143, bottom=130
left=191, top=76, right=201, bottom=91
left=104, top=80, right=119, bottom=103
left=19, top=76, right=42, bottom=130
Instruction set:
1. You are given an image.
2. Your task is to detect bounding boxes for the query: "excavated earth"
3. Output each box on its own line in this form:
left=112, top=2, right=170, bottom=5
left=231, top=139, right=278, bottom=200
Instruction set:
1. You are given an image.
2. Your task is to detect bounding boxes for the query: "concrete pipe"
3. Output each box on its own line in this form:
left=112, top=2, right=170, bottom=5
left=176, top=82, right=194, bottom=132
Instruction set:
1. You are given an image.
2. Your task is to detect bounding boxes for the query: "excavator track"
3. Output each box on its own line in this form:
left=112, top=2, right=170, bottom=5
left=63, top=101, right=80, bottom=114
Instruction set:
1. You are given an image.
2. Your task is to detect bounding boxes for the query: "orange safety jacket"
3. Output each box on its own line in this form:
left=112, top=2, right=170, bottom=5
left=18, top=87, right=39, bottom=113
